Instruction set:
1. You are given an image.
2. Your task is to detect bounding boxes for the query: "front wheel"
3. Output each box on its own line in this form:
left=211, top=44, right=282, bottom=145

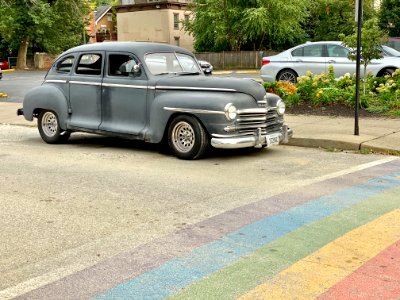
left=38, top=110, right=70, bottom=144
left=168, top=115, right=209, bottom=160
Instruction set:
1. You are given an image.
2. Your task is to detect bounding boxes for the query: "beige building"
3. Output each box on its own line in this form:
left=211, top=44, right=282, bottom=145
left=116, top=0, right=194, bottom=51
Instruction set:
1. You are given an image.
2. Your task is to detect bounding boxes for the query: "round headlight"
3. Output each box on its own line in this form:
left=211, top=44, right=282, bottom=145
left=224, top=103, right=237, bottom=121
left=277, top=100, right=286, bottom=115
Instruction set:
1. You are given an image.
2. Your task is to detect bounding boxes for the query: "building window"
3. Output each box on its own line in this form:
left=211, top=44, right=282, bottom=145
left=174, top=13, right=179, bottom=30
left=174, top=37, right=180, bottom=46
left=107, top=13, right=112, bottom=22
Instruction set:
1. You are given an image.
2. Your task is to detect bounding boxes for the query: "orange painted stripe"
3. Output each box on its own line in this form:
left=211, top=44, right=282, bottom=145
left=319, top=240, right=400, bottom=300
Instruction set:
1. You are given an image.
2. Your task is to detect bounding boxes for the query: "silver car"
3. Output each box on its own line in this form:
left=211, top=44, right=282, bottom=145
left=261, top=41, right=400, bottom=83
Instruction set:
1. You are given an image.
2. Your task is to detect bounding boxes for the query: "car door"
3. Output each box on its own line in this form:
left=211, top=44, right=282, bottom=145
left=291, top=44, right=326, bottom=76
left=100, top=52, right=148, bottom=135
left=326, top=44, right=355, bottom=77
left=68, top=52, right=104, bottom=129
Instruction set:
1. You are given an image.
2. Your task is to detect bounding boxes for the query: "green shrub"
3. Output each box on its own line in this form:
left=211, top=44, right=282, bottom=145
left=263, top=67, right=400, bottom=117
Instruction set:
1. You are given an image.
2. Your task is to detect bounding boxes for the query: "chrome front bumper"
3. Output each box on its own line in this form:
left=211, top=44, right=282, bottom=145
left=211, top=125, right=293, bottom=149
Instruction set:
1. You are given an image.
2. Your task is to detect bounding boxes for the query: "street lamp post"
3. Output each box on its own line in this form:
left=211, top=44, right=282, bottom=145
left=354, top=0, right=363, bottom=136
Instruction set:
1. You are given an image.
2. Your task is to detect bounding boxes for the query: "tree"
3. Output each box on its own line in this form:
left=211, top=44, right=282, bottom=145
left=379, top=0, right=400, bottom=37
left=0, top=0, right=89, bottom=69
left=340, top=18, right=388, bottom=94
left=306, top=0, right=376, bottom=42
left=184, top=0, right=310, bottom=52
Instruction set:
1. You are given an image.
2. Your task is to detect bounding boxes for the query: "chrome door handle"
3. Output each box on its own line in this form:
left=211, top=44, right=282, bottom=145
left=328, top=60, right=336, bottom=64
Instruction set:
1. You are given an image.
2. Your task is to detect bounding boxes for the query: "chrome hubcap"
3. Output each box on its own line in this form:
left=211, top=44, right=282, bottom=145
left=41, top=112, right=58, bottom=137
left=172, top=121, right=195, bottom=153
left=279, top=72, right=296, bottom=83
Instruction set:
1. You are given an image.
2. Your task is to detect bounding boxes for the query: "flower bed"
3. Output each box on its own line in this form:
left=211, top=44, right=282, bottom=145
left=263, top=65, right=400, bottom=117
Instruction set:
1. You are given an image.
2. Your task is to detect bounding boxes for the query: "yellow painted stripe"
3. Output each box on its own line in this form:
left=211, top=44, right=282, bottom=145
left=238, top=209, right=400, bottom=300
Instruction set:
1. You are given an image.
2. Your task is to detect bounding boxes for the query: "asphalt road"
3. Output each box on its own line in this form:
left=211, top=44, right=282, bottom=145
left=1, top=124, right=399, bottom=299
left=0, top=70, right=47, bottom=103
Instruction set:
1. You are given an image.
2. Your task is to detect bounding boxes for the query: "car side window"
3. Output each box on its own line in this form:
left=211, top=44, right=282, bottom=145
left=327, top=45, right=349, bottom=58
left=292, top=47, right=304, bottom=57
left=55, top=56, right=75, bottom=73
left=303, top=45, right=323, bottom=57
left=108, top=54, right=142, bottom=78
left=75, top=54, right=102, bottom=76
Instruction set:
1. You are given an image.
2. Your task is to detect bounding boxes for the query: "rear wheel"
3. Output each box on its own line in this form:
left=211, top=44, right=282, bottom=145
left=38, top=110, right=70, bottom=144
left=277, top=69, right=297, bottom=83
left=168, top=115, right=209, bottom=160
left=379, top=68, right=395, bottom=77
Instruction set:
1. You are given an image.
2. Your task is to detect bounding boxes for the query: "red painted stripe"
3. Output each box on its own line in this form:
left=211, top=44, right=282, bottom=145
left=319, top=240, right=400, bottom=300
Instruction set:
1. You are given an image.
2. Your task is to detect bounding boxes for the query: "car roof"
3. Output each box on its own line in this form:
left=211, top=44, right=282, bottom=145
left=62, top=42, right=194, bottom=57
left=302, top=41, right=343, bottom=46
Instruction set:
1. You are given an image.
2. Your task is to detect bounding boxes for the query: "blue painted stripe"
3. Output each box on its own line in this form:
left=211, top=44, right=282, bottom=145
left=94, top=172, right=400, bottom=300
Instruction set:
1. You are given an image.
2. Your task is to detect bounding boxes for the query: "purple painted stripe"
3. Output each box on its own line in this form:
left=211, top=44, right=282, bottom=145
left=16, top=160, right=400, bottom=300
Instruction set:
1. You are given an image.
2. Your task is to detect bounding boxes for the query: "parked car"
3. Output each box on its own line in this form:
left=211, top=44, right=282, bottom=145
left=261, top=41, right=400, bottom=83
left=18, top=42, right=292, bottom=159
left=198, top=60, right=213, bottom=75
left=0, top=58, right=9, bottom=70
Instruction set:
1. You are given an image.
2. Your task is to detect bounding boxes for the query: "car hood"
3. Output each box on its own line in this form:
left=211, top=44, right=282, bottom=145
left=155, top=76, right=266, bottom=101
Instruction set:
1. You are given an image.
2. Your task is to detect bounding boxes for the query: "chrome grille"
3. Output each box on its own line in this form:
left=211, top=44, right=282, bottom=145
left=225, top=107, right=283, bottom=135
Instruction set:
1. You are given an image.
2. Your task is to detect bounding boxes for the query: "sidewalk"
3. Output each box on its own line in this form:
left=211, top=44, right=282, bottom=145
left=1, top=101, right=399, bottom=155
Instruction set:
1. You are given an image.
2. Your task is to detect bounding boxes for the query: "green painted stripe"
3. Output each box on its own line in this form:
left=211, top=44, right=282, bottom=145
left=169, top=187, right=400, bottom=300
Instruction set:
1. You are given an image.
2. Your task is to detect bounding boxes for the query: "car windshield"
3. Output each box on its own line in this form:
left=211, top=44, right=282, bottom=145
left=144, top=52, right=201, bottom=75
left=382, top=45, right=400, bottom=57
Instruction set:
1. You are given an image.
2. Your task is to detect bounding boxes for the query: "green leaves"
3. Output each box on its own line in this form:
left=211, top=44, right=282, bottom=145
left=340, top=18, right=387, bottom=67
left=185, top=0, right=310, bottom=51
left=379, top=0, right=400, bottom=37
left=0, top=0, right=89, bottom=56
left=305, top=0, right=376, bottom=42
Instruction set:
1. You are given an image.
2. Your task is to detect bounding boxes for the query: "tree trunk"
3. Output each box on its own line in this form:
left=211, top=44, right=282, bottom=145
left=16, top=37, right=29, bottom=70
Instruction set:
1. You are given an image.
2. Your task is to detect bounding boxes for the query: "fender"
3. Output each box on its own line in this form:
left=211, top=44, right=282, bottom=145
left=23, top=85, right=69, bottom=129
left=146, top=90, right=255, bottom=143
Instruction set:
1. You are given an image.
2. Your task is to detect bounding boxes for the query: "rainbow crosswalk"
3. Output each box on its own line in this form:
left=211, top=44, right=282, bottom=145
left=12, top=159, right=400, bottom=299
left=94, top=163, right=400, bottom=300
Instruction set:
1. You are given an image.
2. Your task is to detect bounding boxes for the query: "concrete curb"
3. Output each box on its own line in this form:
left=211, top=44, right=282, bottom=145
left=288, top=137, right=400, bottom=156
left=2, top=69, right=15, bottom=73
left=287, top=138, right=361, bottom=151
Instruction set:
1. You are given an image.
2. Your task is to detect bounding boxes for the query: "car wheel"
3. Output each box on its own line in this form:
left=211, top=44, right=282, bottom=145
left=38, top=110, right=70, bottom=144
left=168, top=115, right=209, bottom=160
left=277, top=69, right=297, bottom=83
left=379, top=68, right=395, bottom=77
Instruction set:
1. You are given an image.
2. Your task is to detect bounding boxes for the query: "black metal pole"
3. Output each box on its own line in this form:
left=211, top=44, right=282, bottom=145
left=354, top=0, right=363, bottom=136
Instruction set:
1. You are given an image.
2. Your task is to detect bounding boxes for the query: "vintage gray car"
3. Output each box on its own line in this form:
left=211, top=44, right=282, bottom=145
left=18, top=42, right=292, bottom=159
